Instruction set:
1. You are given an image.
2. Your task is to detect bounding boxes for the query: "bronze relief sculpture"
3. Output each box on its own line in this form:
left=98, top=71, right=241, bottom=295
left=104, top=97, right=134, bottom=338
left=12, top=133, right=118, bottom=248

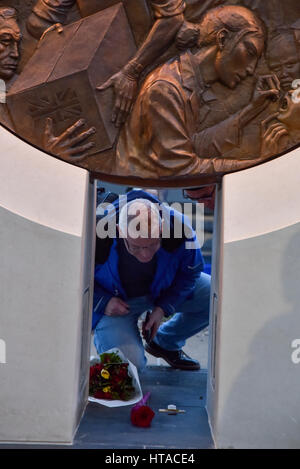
left=0, top=0, right=299, bottom=186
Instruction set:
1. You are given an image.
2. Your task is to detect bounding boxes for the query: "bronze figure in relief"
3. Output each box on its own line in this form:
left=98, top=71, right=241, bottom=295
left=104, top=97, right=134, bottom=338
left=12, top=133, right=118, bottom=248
left=267, top=30, right=300, bottom=92
left=0, top=6, right=96, bottom=161
left=260, top=85, right=300, bottom=158
left=0, top=1, right=299, bottom=186
left=0, top=7, right=20, bottom=81
left=116, top=5, right=281, bottom=178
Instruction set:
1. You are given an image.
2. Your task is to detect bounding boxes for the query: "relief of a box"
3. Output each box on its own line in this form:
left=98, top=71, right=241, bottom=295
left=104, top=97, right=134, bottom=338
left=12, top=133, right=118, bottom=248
left=7, top=4, right=136, bottom=156
left=77, top=0, right=153, bottom=46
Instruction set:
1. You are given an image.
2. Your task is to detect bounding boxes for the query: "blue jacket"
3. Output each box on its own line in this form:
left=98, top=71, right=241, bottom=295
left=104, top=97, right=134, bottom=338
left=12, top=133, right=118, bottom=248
left=92, top=190, right=204, bottom=330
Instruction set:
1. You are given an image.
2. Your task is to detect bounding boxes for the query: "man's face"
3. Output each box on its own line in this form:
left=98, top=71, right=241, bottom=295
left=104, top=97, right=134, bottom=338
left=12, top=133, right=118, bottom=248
left=124, top=236, right=161, bottom=263
left=277, top=89, right=300, bottom=131
left=0, top=18, right=21, bottom=80
left=215, top=33, right=264, bottom=89
left=268, top=44, right=300, bottom=92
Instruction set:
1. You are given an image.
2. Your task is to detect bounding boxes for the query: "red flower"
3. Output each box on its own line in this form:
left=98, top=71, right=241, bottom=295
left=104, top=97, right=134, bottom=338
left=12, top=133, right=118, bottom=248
left=119, top=366, right=128, bottom=379
left=89, top=363, right=103, bottom=380
left=130, top=405, right=155, bottom=428
left=94, top=390, right=113, bottom=400
left=111, top=374, right=122, bottom=386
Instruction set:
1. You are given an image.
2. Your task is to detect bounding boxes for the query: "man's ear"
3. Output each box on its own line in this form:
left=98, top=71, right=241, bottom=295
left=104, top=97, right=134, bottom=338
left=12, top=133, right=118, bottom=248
left=216, top=29, right=229, bottom=51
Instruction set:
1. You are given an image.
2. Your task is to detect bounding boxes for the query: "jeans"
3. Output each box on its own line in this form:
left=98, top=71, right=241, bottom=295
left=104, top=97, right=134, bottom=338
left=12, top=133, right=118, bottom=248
left=94, top=273, right=211, bottom=372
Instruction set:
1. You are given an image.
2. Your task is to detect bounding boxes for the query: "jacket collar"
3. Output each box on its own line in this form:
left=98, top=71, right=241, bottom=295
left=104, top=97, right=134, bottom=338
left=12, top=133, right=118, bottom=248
left=179, top=50, right=217, bottom=127
left=179, top=50, right=217, bottom=103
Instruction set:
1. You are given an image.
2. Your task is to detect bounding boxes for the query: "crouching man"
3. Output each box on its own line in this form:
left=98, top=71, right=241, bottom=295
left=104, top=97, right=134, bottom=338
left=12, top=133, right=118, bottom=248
left=92, top=189, right=210, bottom=372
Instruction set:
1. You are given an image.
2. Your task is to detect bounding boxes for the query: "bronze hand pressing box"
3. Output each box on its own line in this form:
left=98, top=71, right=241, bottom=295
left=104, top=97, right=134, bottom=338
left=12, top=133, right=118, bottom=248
left=7, top=4, right=136, bottom=156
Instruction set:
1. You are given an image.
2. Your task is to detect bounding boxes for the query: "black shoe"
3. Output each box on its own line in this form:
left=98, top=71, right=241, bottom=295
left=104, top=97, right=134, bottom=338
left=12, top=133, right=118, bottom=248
left=145, top=340, right=200, bottom=371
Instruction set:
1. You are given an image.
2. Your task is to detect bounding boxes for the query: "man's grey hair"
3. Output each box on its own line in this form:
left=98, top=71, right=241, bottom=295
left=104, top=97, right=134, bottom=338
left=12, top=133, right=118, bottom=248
left=119, top=198, right=162, bottom=239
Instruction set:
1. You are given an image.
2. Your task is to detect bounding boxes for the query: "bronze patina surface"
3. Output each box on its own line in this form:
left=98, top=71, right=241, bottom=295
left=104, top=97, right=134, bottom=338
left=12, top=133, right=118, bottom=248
left=1, top=1, right=300, bottom=186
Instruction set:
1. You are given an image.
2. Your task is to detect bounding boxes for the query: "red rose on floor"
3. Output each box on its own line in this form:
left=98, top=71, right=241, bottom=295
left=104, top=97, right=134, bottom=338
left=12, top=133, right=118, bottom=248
left=130, top=405, right=155, bottom=428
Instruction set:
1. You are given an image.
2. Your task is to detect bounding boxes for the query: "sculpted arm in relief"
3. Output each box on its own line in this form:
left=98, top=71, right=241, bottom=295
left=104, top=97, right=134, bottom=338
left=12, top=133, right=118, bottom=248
left=28, top=1, right=186, bottom=126
left=97, top=0, right=186, bottom=127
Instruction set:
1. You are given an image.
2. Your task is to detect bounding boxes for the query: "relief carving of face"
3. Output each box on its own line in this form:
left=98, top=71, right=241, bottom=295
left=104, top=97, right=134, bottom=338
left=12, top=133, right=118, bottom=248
left=215, top=32, right=264, bottom=89
left=0, top=16, right=21, bottom=80
left=268, top=36, right=300, bottom=91
left=277, top=88, right=300, bottom=131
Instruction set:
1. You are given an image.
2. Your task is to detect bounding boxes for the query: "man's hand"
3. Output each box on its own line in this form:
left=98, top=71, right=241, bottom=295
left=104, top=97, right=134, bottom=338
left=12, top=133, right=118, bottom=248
left=260, top=113, right=289, bottom=158
left=43, top=117, right=96, bottom=162
left=96, top=70, right=138, bottom=128
left=104, top=297, right=129, bottom=317
left=252, top=75, right=281, bottom=111
left=143, top=307, right=165, bottom=342
left=240, top=75, right=281, bottom=128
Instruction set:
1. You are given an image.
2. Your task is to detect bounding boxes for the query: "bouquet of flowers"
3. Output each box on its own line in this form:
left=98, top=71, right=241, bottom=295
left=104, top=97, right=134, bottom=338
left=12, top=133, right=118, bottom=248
left=89, top=350, right=135, bottom=401
left=88, top=348, right=142, bottom=407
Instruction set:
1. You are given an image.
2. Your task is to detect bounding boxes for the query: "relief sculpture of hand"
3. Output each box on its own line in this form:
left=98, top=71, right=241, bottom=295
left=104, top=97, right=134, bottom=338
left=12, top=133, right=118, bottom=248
left=43, top=118, right=96, bottom=162
left=96, top=69, right=138, bottom=128
left=260, top=113, right=289, bottom=158
left=252, top=74, right=281, bottom=111
left=240, top=74, right=282, bottom=128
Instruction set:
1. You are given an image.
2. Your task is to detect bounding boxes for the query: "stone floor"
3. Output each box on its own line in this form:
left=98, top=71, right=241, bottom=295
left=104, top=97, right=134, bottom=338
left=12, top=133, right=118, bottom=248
left=0, top=367, right=213, bottom=449
left=73, top=367, right=213, bottom=449
left=73, top=328, right=212, bottom=449
left=0, top=331, right=211, bottom=449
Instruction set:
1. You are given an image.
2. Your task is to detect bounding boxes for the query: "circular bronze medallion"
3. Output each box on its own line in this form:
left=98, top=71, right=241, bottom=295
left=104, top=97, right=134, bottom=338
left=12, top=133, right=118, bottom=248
left=1, top=0, right=300, bottom=187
